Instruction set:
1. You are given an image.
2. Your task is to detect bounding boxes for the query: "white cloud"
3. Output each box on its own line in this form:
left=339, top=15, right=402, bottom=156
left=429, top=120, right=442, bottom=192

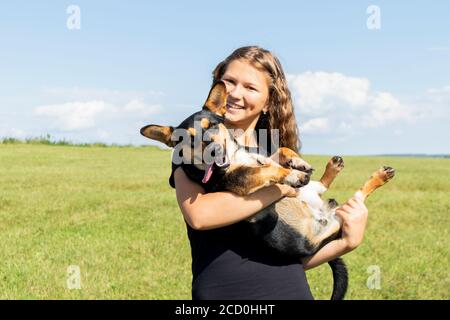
left=35, top=101, right=113, bottom=131
left=426, top=85, right=450, bottom=104
left=288, top=72, right=450, bottom=154
left=33, top=87, right=164, bottom=133
left=288, top=71, right=421, bottom=132
left=96, top=129, right=111, bottom=139
left=34, top=99, right=162, bottom=132
left=288, top=72, right=370, bottom=115
left=403, top=85, right=450, bottom=120
left=362, top=92, right=416, bottom=128
left=0, top=127, right=27, bottom=138
left=300, top=117, right=330, bottom=134
left=123, top=99, right=161, bottom=116
left=338, top=122, right=352, bottom=131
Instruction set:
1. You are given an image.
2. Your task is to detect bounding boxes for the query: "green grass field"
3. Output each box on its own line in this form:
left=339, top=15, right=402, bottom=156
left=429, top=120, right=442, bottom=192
left=0, top=143, right=448, bottom=299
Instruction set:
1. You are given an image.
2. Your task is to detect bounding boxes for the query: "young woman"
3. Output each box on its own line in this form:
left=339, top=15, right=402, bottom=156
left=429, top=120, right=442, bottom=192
left=170, top=46, right=368, bottom=299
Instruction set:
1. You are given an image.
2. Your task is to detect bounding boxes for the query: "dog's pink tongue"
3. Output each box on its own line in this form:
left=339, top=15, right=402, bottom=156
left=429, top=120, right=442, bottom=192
left=202, top=163, right=214, bottom=184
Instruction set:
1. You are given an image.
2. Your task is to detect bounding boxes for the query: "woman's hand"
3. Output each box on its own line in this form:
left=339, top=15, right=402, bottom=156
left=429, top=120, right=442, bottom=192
left=302, top=194, right=369, bottom=270
left=174, top=167, right=302, bottom=230
left=335, top=195, right=369, bottom=251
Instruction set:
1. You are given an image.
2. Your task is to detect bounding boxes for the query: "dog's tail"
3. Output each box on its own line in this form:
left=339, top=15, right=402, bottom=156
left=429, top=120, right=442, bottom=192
left=328, top=257, right=348, bottom=300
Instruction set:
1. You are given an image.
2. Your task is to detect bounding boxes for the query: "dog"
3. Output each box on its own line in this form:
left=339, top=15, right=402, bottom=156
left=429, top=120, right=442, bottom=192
left=140, top=81, right=395, bottom=299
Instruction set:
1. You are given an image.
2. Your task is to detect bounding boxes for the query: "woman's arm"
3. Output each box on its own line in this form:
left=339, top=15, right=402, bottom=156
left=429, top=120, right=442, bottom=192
left=174, top=167, right=297, bottom=230
left=174, top=166, right=368, bottom=267
left=301, top=196, right=369, bottom=270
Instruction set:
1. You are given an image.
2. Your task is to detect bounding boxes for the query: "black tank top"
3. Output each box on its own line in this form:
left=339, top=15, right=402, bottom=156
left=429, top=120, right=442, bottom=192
left=169, top=152, right=314, bottom=300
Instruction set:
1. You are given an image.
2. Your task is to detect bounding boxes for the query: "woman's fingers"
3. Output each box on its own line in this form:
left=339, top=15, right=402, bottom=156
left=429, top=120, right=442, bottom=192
left=335, top=208, right=348, bottom=221
left=341, top=203, right=354, bottom=213
left=335, top=196, right=369, bottom=251
left=347, top=198, right=358, bottom=209
left=352, top=195, right=363, bottom=205
left=336, top=197, right=363, bottom=219
left=339, top=197, right=365, bottom=214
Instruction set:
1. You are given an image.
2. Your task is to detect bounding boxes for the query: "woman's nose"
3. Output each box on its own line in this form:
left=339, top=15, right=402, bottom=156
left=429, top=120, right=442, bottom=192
left=228, top=83, right=244, bottom=100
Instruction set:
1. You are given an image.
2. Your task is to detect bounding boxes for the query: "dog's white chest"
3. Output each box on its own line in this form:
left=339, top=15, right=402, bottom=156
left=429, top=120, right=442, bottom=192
left=297, top=181, right=327, bottom=210
left=232, top=149, right=259, bottom=166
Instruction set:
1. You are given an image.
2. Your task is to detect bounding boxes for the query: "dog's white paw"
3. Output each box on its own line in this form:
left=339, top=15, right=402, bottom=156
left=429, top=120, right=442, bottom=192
left=283, top=169, right=310, bottom=188
left=286, top=157, right=314, bottom=173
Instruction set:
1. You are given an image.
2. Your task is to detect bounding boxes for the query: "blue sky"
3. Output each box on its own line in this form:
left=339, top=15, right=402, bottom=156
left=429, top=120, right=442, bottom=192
left=0, top=1, right=449, bottom=155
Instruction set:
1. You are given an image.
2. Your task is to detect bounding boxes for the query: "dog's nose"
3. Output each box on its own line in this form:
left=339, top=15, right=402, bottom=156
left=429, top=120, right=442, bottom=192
left=303, top=175, right=310, bottom=185
left=297, top=165, right=314, bottom=174
left=300, top=167, right=314, bottom=178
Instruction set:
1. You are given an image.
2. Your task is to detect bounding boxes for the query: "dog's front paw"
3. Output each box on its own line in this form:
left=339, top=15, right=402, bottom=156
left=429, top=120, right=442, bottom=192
left=326, top=156, right=344, bottom=173
left=286, top=157, right=314, bottom=174
left=283, top=169, right=311, bottom=188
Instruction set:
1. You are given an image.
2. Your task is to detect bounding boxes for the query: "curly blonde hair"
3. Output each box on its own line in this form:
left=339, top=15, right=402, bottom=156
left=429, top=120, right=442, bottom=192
left=212, top=46, right=301, bottom=153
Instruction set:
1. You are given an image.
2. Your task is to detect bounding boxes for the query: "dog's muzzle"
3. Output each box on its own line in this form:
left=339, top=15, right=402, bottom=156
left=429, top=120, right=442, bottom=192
left=215, top=154, right=230, bottom=169
left=202, top=154, right=230, bottom=184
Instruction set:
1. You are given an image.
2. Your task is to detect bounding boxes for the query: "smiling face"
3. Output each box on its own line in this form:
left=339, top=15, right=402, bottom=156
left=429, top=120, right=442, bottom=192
left=221, top=59, right=270, bottom=131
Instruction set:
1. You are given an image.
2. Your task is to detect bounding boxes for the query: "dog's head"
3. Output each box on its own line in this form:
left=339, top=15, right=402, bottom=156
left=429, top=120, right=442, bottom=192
left=140, top=81, right=230, bottom=184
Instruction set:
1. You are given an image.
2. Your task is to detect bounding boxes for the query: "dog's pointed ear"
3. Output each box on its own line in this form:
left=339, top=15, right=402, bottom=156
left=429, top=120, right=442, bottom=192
left=204, top=81, right=227, bottom=116
left=140, top=124, right=176, bottom=148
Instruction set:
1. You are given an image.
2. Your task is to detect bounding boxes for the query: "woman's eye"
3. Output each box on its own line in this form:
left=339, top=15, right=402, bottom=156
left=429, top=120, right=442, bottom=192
left=223, top=79, right=234, bottom=84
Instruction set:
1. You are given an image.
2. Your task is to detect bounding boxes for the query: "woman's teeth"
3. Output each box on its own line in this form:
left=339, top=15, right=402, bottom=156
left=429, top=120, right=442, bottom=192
left=227, top=103, right=245, bottom=110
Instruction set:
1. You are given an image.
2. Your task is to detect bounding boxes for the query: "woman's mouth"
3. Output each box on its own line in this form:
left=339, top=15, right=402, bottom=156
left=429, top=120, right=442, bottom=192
left=226, top=103, right=245, bottom=113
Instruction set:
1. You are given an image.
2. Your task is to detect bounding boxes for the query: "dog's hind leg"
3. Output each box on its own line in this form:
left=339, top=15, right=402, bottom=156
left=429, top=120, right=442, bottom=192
left=356, top=166, right=395, bottom=201
left=319, top=156, right=344, bottom=189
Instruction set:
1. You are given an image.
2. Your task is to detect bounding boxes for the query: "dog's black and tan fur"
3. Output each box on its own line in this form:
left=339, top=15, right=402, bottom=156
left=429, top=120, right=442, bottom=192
left=140, top=81, right=395, bottom=300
